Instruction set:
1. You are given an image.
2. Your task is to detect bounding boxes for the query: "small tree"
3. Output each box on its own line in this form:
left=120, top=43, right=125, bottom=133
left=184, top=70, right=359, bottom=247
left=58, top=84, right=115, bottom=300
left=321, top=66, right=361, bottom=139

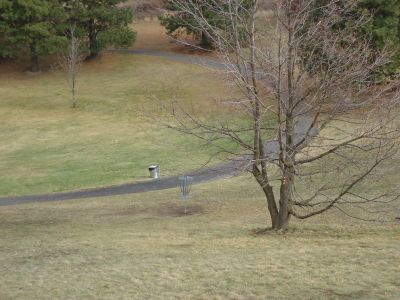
left=163, top=0, right=400, bottom=230
left=58, top=25, right=83, bottom=108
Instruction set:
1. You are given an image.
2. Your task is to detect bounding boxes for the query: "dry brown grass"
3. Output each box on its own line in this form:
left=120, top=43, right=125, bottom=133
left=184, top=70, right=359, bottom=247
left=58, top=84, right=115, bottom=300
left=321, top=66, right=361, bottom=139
left=0, top=176, right=399, bottom=299
left=132, top=20, right=213, bottom=55
left=124, top=0, right=164, bottom=18
left=133, top=20, right=174, bottom=50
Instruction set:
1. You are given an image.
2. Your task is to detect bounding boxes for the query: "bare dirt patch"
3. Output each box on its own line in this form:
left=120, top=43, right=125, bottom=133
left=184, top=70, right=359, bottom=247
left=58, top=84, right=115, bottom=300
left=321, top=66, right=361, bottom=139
left=111, top=205, right=150, bottom=216
left=133, top=20, right=211, bottom=55
left=0, top=217, right=68, bottom=228
left=158, top=203, right=204, bottom=217
left=20, top=248, right=81, bottom=261
left=110, top=203, right=204, bottom=217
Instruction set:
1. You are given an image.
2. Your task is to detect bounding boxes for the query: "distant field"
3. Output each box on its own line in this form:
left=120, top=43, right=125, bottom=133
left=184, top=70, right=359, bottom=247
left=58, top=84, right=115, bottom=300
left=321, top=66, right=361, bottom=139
left=124, top=0, right=163, bottom=18
left=0, top=176, right=399, bottom=299
left=0, top=53, right=244, bottom=196
left=123, top=0, right=277, bottom=17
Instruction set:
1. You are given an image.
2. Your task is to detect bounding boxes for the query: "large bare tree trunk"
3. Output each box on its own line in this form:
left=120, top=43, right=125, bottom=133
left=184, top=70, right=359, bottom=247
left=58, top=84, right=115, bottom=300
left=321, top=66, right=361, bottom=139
left=163, top=0, right=400, bottom=230
left=263, top=181, right=280, bottom=229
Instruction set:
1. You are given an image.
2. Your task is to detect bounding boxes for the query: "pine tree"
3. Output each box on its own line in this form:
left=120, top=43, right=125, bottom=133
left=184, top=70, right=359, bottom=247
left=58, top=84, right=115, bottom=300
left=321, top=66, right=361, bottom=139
left=299, top=0, right=400, bottom=75
left=360, top=0, right=400, bottom=74
left=64, top=0, right=136, bottom=59
left=159, top=0, right=254, bottom=49
left=0, top=0, right=67, bottom=72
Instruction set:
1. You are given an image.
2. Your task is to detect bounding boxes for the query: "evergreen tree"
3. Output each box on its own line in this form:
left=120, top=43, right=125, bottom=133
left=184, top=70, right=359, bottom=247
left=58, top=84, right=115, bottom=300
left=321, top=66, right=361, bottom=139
left=360, top=0, right=400, bottom=74
left=159, top=0, right=217, bottom=48
left=299, top=0, right=400, bottom=75
left=64, top=0, right=136, bottom=59
left=159, top=0, right=254, bottom=49
left=0, top=0, right=67, bottom=71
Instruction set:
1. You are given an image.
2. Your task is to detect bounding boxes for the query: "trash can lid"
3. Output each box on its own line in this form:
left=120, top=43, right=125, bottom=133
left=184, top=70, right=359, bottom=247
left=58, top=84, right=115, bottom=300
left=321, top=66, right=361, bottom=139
left=149, top=165, right=158, bottom=169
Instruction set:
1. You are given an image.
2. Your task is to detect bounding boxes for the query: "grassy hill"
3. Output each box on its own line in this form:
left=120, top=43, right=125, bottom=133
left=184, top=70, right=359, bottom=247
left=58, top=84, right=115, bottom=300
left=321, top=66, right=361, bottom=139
left=124, top=0, right=164, bottom=18
left=0, top=53, right=240, bottom=196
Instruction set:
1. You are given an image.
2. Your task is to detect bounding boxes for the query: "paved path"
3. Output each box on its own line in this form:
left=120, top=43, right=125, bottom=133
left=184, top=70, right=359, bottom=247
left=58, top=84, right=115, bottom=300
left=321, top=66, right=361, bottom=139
left=0, top=161, right=241, bottom=206
left=0, top=49, right=316, bottom=206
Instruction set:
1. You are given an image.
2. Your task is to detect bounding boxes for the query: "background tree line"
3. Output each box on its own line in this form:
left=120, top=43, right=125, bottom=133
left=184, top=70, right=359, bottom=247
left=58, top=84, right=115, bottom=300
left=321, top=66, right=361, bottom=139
left=0, top=0, right=136, bottom=72
left=160, top=0, right=400, bottom=74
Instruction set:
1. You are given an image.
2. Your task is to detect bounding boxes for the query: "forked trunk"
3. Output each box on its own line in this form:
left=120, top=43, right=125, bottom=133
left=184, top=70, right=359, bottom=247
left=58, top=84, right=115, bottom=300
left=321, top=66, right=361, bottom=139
left=278, top=175, right=293, bottom=230
left=253, top=169, right=279, bottom=229
left=272, top=207, right=291, bottom=231
left=257, top=174, right=293, bottom=230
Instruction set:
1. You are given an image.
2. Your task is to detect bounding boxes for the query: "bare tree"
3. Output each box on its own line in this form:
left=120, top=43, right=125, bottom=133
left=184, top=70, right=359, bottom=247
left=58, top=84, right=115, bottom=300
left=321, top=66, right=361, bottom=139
left=58, top=25, right=83, bottom=108
left=162, top=0, right=400, bottom=230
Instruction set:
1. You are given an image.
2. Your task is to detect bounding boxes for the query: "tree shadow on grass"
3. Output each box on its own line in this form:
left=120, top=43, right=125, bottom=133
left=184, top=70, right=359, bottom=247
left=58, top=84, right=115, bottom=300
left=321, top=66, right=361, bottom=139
left=106, top=203, right=205, bottom=218
left=251, top=227, right=276, bottom=235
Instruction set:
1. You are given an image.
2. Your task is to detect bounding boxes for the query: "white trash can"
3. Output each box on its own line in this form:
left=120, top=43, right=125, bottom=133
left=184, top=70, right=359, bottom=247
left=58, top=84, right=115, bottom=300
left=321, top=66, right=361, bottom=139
left=148, top=165, right=160, bottom=179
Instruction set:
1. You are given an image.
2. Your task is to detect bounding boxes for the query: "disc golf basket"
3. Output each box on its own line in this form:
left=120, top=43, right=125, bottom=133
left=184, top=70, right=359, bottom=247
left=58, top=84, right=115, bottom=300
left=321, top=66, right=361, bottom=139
left=179, top=176, right=193, bottom=214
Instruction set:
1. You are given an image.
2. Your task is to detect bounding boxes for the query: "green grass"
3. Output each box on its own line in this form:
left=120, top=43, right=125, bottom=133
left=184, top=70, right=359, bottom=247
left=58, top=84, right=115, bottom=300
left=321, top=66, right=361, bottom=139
left=0, top=53, right=243, bottom=196
left=0, top=176, right=399, bottom=299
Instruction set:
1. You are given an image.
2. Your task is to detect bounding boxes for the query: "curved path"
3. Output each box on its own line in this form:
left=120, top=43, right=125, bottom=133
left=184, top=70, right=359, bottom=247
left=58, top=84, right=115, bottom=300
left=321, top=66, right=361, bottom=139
left=0, top=49, right=316, bottom=206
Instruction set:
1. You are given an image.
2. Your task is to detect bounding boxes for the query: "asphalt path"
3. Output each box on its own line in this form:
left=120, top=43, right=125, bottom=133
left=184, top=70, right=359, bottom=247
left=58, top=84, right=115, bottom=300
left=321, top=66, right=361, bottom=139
left=0, top=49, right=316, bottom=206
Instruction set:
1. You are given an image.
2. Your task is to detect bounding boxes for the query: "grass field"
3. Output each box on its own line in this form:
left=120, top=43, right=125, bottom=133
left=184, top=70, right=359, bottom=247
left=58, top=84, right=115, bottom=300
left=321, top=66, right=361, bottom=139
left=2, top=12, right=399, bottom=300
left=0, top=175, right=399, bottom=299
left=0, top=53, right=241, bottom=197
